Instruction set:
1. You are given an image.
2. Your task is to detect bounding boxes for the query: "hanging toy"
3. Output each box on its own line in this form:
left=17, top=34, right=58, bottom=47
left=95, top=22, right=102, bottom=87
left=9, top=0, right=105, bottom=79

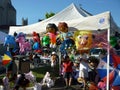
left=46, top=23, right=58, bottom=48
left=74, top=30, right=92, bottom=54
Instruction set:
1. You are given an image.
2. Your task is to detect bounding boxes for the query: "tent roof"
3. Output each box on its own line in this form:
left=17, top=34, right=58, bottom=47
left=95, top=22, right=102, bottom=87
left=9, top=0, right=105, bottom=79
left=9, top=3, right=92, bottom=35
left=42, top=3, right=92, bottom=22
left=9, top=4, right=120, bottom=35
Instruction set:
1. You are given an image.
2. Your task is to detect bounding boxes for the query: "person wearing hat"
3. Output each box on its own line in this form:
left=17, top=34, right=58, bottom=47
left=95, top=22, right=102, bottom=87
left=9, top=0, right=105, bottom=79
left=50, top=52, right=57, bottom=70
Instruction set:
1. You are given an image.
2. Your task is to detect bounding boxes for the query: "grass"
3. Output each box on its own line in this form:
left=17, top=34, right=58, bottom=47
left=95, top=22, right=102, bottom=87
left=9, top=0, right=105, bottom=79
left=31, top=64, right=59, bottom=82
left=0, top=64, right=60, bottom=89
left=0, top=74, right=5, bottom=85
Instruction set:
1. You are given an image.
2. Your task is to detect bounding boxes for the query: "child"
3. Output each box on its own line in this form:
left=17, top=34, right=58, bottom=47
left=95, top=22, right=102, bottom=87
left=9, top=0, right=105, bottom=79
left=2, top=72, right=10, bottom=90
left=42, top=72, right=54, bottom=88
left=62, top=55, right=73, bottom=88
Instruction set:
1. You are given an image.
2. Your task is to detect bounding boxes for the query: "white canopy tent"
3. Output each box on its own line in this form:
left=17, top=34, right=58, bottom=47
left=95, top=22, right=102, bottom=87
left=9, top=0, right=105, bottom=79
left=9, top=3, right=93, bottom=35
left=9, top=10, right=119, bottom=36
left=8, top=3, right=120, bottom=90
left=9, top=3, right=120, bottom=36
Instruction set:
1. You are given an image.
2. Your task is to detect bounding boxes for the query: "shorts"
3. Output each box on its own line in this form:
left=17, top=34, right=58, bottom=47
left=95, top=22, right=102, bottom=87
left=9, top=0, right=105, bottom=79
left=79, top=69, right=88, bottom=78
left=63, top=72, right=73, bottom=79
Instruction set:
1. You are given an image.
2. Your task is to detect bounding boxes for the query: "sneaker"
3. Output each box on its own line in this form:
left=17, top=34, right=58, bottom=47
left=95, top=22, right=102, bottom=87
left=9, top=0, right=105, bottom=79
left=68, top=86, right=73, bottom=90
left=64, top=86, right=69, bottom=89
left=68, top=86, right=72, bottom=88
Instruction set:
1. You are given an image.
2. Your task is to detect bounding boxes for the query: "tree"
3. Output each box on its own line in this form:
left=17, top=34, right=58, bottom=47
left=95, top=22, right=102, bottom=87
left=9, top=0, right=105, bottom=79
left=45, top=12, right=55, bottom=19
left=38, top=19, right=43, bottom=22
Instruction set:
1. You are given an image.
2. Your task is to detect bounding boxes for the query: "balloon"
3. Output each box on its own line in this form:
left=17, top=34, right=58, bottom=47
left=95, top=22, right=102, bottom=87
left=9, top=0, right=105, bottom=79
left=16, top=32, right=26, bottom=39
left=46, top=23, right=58, bottom=48
left=16, top=32, right=31, bottom=54
left=4, top=35, right=18, bottom=53
left=46, top=23, right=58, bottom=33
left=58, top=22, right=68, bottom=33
left=60, top=39, right=74, bottom=54
left=32, top=31, right=40, bottom=43
left=47, top=33, right=57, bottom=45
left=33, top=42, right=40, bottom=50
left=97, top=80, right=106, bottom=89
left=74, top=30, right=92, bottom=54
left=42, top=35, right=50, bottom=47
left=110, top=36, right=117, bottom=47
left=4, top=35, right=16, bottom=46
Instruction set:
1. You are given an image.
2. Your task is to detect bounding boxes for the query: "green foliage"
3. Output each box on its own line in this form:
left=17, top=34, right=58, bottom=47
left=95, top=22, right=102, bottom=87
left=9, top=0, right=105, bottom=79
left=110, top=36, right=117, bottom=47
left=45, top=12, right=55, bottom=19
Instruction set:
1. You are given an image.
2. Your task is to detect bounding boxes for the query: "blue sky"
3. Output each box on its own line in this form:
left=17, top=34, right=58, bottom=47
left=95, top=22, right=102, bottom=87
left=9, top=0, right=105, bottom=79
left=12, top=0, right=120, bottom=27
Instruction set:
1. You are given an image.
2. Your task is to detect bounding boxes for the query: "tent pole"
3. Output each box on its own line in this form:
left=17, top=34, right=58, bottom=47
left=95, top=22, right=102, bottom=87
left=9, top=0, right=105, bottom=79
left=106, top=28, right=110, bottom=90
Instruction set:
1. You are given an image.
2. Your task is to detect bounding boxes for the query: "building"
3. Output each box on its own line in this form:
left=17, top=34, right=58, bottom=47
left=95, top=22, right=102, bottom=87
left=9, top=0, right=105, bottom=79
left=22, top=18, right=28, bottom=26
left=0, top=0, right=16, bottom=26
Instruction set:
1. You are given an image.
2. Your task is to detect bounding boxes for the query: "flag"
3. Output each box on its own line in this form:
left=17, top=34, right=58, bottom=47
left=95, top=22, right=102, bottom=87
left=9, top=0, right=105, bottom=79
left=97, top=58, right=113, bottom=79
left=97, top=59, right=107, bottom=69
left=97, top=59, right=107, bottom=79
left=102, top=70, right=114, bottom=85
left=112, top=54, right=120, bottom=68
left=97, top=69, right=107, bottom=79
left=112, top=71, right=120, bottom=86
left=102, top=55, right=113, bottom=65
left=2, top=51, right=12, bottom=67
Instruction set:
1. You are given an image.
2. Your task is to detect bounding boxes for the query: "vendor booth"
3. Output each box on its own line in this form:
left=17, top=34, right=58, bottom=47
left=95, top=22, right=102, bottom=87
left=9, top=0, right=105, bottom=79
left=8, top=3, right=120, bottom=90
